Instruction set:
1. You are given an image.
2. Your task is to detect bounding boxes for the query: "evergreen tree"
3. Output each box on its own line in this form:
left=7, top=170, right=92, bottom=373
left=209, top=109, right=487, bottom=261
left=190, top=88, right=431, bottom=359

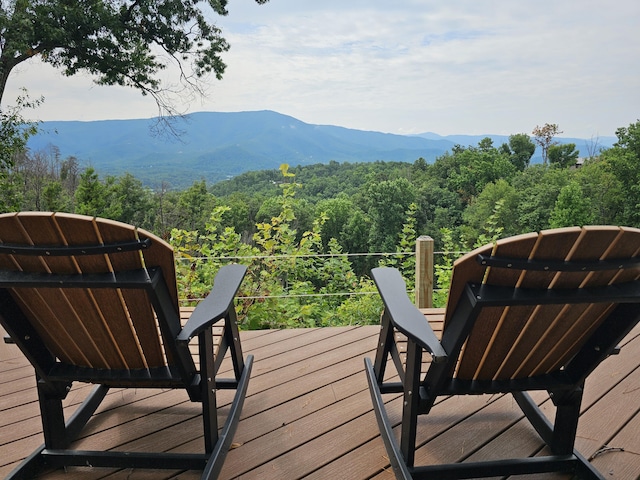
left=75, top=167, right=106, bottom=216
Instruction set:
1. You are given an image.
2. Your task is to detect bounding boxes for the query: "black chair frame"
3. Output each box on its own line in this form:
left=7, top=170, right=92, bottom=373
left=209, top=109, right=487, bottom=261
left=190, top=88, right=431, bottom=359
left=365, top=262, right=640, bottom=480
left=0, top=240, right=252, bottom=480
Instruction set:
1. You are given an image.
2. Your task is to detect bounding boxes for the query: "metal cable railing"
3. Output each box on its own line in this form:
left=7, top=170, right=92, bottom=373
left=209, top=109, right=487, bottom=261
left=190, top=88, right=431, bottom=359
left=175, top=247, right=465, bottom=305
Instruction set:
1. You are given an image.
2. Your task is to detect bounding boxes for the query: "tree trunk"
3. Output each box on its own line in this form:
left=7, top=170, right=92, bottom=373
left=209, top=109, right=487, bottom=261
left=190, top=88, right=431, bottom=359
left=0, top=60, right=12, bottom=107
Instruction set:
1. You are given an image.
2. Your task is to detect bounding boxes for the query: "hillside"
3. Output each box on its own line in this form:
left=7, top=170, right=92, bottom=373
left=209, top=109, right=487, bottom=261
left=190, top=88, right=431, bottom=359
left=26, top=110, right=614, bottom=189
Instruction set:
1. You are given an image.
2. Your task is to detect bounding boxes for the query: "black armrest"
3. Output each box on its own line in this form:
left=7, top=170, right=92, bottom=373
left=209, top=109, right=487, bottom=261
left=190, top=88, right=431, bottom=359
left=371, top=267, right=448, bottom=363
left=177, top=264, right=247, bottom=342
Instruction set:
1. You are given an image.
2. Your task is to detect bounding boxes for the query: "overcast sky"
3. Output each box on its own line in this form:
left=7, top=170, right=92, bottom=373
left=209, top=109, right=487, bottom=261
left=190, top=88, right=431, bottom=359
left=5, top=0, right=639, bottom=138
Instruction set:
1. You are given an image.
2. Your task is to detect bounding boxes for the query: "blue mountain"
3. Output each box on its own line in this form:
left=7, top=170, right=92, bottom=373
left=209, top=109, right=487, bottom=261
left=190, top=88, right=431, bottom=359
left=27, top=110, right=615, bottom=189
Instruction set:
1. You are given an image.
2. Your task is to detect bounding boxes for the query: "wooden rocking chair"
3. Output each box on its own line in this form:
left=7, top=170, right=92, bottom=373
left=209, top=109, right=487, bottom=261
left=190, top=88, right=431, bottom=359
left=365, top=226, right=640, bottom=479
left=0, top=212, right=253, bottom=479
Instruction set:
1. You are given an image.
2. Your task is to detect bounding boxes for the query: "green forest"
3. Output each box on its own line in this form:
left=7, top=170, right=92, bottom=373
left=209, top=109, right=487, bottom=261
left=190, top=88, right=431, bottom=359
left=1, top=120, right=639, bottom=329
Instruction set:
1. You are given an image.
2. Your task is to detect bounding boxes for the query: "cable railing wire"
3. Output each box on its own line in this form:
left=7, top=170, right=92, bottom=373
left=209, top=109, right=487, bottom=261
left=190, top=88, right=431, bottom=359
left=176, top=251, right=413, bottom=261
left=176, top=250, right=463, bottom=304
left=174, top=250, right=464, bottom=262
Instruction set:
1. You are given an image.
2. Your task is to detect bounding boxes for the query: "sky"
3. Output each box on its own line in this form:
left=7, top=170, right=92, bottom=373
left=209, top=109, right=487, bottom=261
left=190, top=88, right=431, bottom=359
left=4, top=0, right=640, bottom=139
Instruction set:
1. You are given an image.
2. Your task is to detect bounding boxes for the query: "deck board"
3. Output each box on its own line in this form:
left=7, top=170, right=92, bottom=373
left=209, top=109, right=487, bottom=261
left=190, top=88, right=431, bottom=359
left=1, top=322, right=639, bottom=479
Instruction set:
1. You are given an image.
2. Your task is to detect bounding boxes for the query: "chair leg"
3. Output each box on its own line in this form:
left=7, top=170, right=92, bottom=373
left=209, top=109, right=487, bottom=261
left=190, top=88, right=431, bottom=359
left=514, top=390, right=604, bottom=480
left=38, top=384, right=69, bottom=449
left=224, top=308, right=246, bottom=382
left=372, top=311, right=395, bottom=382
left=401, top=340, right=422, bottom=468
left=364, top=357, right=413, bottom=480
left=199, top=327, right=219, bottom=453
left=550, top=386, right=583, bottom=455
left=7, top=384, right=109, bottom=479
left=201, top=354, right=253, bottom=480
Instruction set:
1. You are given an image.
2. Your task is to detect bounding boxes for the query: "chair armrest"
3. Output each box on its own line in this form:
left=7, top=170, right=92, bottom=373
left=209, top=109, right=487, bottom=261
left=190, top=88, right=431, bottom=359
left=177, top=264, right=247, bottom=342
left=371, top=267, right=448, bottom=363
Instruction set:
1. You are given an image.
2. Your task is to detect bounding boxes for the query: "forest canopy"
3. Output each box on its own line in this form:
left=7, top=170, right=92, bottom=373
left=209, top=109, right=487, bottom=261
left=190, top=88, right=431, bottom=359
left=3, top=122, right=640, bottom=249
left=1, top=120, right=639, bottom=328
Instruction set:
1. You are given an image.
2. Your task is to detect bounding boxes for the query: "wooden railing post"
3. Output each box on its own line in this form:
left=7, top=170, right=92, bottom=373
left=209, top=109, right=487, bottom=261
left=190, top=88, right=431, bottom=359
left=415, top=235, right=434, bottom=308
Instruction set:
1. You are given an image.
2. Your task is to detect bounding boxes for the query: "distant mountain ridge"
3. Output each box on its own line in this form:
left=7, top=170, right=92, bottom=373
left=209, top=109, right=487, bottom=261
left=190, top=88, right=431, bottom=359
left=27, top=110, right=615, bottom=189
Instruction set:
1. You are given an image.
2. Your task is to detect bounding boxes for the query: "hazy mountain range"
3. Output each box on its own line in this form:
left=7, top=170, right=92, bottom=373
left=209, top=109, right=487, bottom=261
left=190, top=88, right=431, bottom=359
left=27, top=110, right=615, bottom=189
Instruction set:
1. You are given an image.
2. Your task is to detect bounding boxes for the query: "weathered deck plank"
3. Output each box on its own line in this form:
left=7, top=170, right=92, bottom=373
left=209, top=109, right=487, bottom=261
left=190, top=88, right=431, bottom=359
left=1, top=322, right=639, bottom=479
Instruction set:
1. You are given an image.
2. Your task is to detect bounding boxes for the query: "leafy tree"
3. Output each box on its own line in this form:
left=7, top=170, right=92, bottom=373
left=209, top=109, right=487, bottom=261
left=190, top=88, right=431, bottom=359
left=432, top=228, right=459, bottom=308
left=0, top=0, right=269, bottom=116
left=532, top=123, right=562, bottom=165
left=172, top=166, right=386, bottom=330
left=447, top=143, right=516, bottom=205
left=614, top=120, right=640, bottom=158
left=471, top=198, right=506, bottom=247
left=103, top=172, right=154, bottom=228
left=0, top=89, right=41, bottom=175
left=413, top=179, right=464, bottom=247
left=548, top=143, right=579, bottom=168
left=327, top=276, right=382, bottom=327
left=429, top=149, right=465, bottom=192
left=216, top=161, right=412, bottom=202
left=340, top=209, right=373, bottom=275
left=214, top=168, right=281, bottom=198
left=219, top=192, right=262, bottom=241
left=378, top=202, right=418, bottom=280
left=511, top=165, right=569, bottom=232
left=599, top=120, right=640, bottom=226
left=256, top=195, right=314, bottom=241
left=412, top=157, right=428, bottom=174
left=461, top=179, right=519, bottom=246
left=478, top=137, right=495, bottom=151
left=549, top=181, right=594, bottom=228
left=0, top=154, right=23, bottom=211
left=315, top=194, right=358, bottom=250
left=501, top=133, right=536, bottom=170
left=574, top=158, right=624, bottom=224
left=176, top=179, right=217, bottom=232
left=171, top=205, right=259, bottom=305
left=362, top=177, right=415, bottom=253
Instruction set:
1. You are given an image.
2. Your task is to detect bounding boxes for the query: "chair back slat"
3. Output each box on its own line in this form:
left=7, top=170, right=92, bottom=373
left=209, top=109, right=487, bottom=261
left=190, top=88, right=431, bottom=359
left=526, top=227, right=640, bottom=377
left=488, top=227, right=598, bottom=380
left=451, top=226, right=640, bottom=382
left=53, top=214, right=150, bottom=369
left=87, top=217, right=170, bottom=367
left=0, top=213, right=104, bottom=367
left=0, top=212, right=178, bottom=370
left=506, top=227, right=619, bottom=379
left=453, top=232, right=540, bottom=379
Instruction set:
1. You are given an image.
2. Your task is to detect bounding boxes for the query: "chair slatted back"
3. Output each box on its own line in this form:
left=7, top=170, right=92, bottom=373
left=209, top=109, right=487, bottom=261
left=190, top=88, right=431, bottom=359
left=444, top=226, right=640, bottom=381
left=0, top=212, right=180, bottom=370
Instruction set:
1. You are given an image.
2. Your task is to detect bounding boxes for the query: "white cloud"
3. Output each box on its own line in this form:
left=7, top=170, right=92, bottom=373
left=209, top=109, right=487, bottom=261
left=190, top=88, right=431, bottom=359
left=4, top=0, right=639, bottom=138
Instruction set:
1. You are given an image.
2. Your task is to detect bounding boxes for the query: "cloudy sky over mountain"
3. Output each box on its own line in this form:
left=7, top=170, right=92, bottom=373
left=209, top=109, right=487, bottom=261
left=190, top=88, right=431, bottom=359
left=5, top=0, right=639, bottom=138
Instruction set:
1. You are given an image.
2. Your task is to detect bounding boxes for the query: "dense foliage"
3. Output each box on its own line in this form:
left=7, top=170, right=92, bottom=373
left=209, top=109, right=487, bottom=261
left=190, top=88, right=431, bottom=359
left=1, top=120, right=639, bottom=328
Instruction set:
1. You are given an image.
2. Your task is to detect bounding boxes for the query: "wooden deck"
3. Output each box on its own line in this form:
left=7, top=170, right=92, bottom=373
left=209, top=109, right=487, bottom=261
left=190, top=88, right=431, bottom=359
left=1, top=319, right=639, bottom=479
